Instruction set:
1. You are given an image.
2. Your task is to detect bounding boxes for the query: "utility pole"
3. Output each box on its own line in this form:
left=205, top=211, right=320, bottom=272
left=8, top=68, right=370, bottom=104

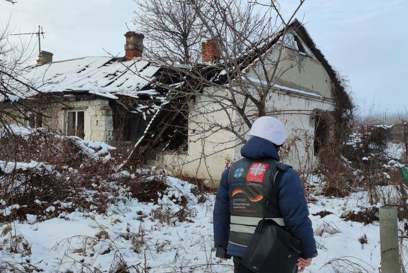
left=10, top=25, right=45, bottom=55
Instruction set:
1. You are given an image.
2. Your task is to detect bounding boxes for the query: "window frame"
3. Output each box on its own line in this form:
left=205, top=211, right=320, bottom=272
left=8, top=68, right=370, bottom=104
left=65, top=110, right=85, bottom=138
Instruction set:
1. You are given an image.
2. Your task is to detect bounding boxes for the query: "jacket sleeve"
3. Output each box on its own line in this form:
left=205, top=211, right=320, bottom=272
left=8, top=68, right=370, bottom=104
left=277, top=169, right=317, bottom=259
left=213, top=169, right=230, bottom=248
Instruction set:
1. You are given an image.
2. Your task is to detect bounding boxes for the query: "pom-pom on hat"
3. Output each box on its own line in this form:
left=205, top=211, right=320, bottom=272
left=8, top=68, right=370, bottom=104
left=248, top=116, right=287, bottom=146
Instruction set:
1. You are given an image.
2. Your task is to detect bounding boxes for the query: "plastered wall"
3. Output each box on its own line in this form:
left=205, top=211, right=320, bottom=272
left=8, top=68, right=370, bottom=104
left=157, top=87, right=237, bottom=186
left=41, top=99, right=113, bottom=143
left=156, top=46, right=337, bottom=185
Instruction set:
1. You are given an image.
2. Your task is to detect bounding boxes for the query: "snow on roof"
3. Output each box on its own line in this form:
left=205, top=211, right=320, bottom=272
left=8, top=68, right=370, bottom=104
left=244, top=76, right=323, bottom=98
left=15, top=56, right=161, bottom=101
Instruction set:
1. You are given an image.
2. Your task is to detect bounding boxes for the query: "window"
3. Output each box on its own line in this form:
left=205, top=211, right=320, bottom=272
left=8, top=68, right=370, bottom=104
left=293, top=35, right=306, bottom=54
left=66, top=111, right=85, bottom=138
left=282, top=33, right=307, bottom=55
left=25, top=112, right=42, bottom=128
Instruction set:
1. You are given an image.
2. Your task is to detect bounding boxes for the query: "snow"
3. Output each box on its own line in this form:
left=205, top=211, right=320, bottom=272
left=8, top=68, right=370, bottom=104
left=374, top=124, right=393, bottom=129
left=1, top=204, right=20, bottom=217
left=0, top=177, right=231, bottom=272
left=5, top=56, right=163, bottom=102
left=26, top=214, right=37, bottom=224
left=6, top=94, right=21, bottom=102
left=274, top=83, right=322, bottom=98
left=141, top=65, right=161, bottom=78
left=0, top=124, right=33, bottom=138
left=0, top=125, right=115, bottom=162
left=307, top=189, right=408, bottom=273
left=0, top=57, right=175, bottom=131
left=72, top=137, right=115, bottom=161
left=0, top=127, right=407, bottom=272
left=386, top=142, right=404, bottom=160
left=0, top=175, right=407, bottom=272
left=89, top=90, right=119, bottom=100
left=0, top=160, right=55, bottom=174
left=244, top=76, right=323, bottom=98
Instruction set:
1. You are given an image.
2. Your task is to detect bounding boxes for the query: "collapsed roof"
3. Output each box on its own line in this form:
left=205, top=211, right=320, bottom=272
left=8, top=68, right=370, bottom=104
left=1, top=56, right=189, bottom=117
left=133, top=19, right=354, bottom=158
left=22, top=56, right=161, bottom=99
left=1, top=19, right=352, bottom=160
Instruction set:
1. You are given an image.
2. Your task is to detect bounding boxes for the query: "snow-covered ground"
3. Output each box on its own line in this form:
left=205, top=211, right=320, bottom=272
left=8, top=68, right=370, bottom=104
left=1, top=176, right=407, bottom=273
left=386, top=142, right=405, bottom=160
left=1, top=126, right=407, bottom=272
left=0, top=177, right=232, bottom=273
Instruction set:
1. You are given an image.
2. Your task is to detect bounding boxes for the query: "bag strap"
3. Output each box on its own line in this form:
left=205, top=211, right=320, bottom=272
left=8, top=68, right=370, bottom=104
left=263, top=162, right=291, bottom=219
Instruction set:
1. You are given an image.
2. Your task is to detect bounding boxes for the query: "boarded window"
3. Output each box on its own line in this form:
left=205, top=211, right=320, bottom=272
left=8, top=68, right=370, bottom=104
left=66, top=111, right=85, bottom=138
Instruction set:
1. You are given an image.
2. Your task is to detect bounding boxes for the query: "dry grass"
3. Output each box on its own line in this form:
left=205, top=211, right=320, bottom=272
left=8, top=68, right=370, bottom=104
left=0, top=129, right=171, bottom=224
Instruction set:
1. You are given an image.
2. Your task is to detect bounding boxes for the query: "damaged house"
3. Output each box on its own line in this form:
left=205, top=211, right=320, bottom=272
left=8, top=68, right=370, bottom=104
left=4, top=32, right=188, bottom=147
left=1, top=20, right=352, bottom=184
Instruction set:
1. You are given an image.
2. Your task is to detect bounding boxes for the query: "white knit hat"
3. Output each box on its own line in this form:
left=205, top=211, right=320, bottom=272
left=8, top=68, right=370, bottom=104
left=248, top=116, right=287, bottom=146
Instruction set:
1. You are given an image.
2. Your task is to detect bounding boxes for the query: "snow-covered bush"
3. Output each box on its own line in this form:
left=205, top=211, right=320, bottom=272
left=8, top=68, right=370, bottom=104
left=0, top=126, right=113, bottom=166
left=318, top=124, right=407, bottom=201
left=0, top=126, right=175, bottom=224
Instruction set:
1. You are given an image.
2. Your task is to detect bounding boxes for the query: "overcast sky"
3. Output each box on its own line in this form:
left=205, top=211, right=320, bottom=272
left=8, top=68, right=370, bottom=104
left=1, top=0, right=407, bottom=116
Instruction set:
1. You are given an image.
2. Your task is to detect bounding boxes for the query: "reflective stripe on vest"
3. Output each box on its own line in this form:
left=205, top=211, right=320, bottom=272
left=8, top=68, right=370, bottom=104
left=230, top=215, right=285, bottom=230
left=230, top=224, right=256, bottom=234
left=227, top=158, right=285, bottom=248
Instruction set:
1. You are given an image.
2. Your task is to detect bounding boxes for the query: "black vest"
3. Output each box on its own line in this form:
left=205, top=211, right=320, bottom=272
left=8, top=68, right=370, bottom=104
left=228, top=158, right=289, bottom=248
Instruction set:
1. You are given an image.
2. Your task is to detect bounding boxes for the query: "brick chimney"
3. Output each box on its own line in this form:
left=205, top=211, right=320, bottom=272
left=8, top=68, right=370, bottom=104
left=124, top=31, right=144, bottom=60
left=202, top=39, right=221, bottom=63
left=37, top=50, right=53, bottom=65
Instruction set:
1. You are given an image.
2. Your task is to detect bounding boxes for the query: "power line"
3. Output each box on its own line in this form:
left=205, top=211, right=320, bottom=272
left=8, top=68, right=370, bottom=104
left=10, top=25, right=46, bottom=55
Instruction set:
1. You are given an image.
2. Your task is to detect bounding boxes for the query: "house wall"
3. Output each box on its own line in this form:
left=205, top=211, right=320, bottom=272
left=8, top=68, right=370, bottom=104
left=157, top=87, right=237, bottom=186
left=279, top=49, right=333, bottom=98
left=242, top=42, right=337, bottom=171
left=156, top=43, right=337, bottom=185
left=254, top=91, right=335, bottom=171
left=157, top=89, right=335, bottom=185
left=249, top=45, right=333, bottom=98
left=36, top=99, right=113, bottom=143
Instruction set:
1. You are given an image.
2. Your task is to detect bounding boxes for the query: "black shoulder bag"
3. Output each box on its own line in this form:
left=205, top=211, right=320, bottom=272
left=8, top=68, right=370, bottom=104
left=241, top=167, right=302, bottom=273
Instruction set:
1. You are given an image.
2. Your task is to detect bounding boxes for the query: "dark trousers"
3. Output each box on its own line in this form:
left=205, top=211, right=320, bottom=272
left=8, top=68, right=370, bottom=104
left=234, top=257, right=254, bottom=273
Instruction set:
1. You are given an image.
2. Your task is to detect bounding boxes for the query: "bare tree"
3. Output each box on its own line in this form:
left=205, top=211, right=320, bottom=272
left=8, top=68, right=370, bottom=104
left=126, top=1, right=316, bottom=171
left=133, top=0, right=206, bottom=64
left=189, top=0, right=316, bottom=178
left=124, top=0, right=354, bottom=184
left=0, top=26, right=40, bottom=132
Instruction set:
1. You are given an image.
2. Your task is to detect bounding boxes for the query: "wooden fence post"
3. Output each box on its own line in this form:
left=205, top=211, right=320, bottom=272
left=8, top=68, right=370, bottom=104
left=403, top=122, right=408, bottom=163
left=380, top=206, right=402, bottom=273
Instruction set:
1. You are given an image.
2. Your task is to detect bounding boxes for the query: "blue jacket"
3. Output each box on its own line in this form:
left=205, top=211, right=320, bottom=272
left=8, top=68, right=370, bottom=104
left=213, top=136, right=317, bottom=259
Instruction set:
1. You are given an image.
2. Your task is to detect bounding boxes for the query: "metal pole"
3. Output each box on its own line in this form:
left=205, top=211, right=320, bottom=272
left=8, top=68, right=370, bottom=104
left=9, top=26, right=45, bottom=56
left=403, top=122, right=408, bottom=163
left=38, top=25, right=41, bottom=55
left=380, top=206, right=402, bottom=273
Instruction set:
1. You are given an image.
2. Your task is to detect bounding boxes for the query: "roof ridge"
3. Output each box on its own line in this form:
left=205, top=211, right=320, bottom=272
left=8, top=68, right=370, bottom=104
left=46, top=56, right=111, bottom=64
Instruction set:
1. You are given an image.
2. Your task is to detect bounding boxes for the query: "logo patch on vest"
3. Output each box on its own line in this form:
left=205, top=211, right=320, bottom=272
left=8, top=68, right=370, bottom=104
left=246, top=162, right=269, bottom=183
left=233, top=167, right=245, bottom=178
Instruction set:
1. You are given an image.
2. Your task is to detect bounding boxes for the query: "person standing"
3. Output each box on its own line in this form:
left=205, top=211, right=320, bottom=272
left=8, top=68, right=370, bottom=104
left=213, top=116, right=317, bottom=273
